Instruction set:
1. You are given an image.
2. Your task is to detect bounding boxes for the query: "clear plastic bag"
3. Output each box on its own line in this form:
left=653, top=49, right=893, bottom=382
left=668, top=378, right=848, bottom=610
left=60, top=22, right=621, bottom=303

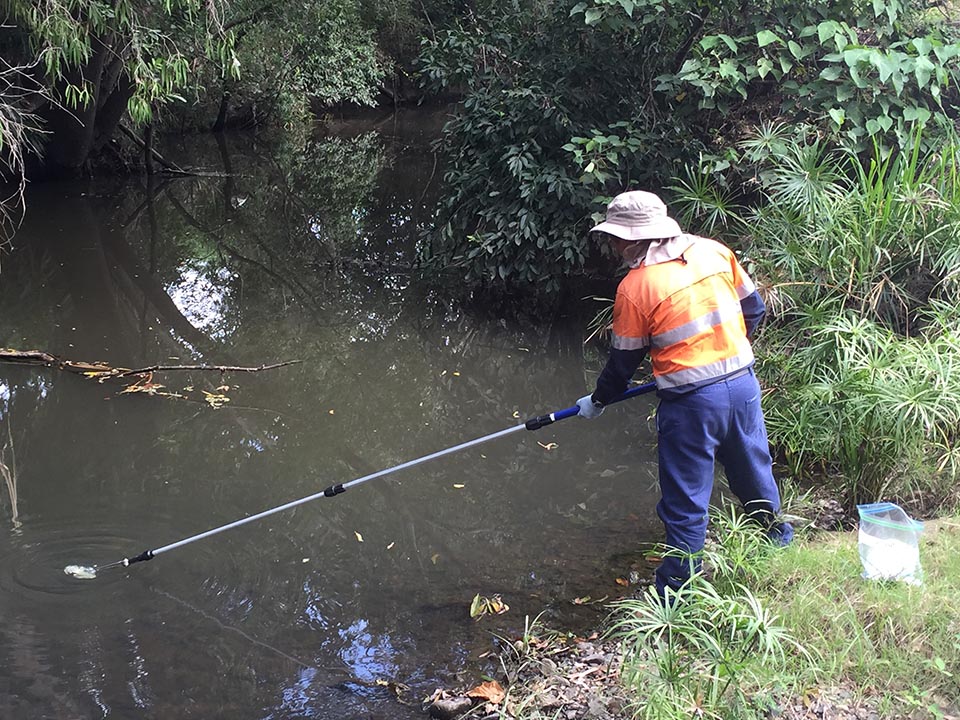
left=857, top=502, right=924, bottom=586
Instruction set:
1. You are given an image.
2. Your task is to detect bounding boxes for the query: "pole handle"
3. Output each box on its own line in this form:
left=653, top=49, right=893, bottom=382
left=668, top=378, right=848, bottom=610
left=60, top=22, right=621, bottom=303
left=525, top=381, right=656, bottom=430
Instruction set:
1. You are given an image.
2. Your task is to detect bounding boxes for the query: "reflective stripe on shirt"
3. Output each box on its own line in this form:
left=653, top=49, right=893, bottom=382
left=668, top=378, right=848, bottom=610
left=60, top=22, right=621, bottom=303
left=611, top=333, right=649, bottom=351
left=650, top=300, right=743, bottom=348
left=656, top=352, right=755, bottom=390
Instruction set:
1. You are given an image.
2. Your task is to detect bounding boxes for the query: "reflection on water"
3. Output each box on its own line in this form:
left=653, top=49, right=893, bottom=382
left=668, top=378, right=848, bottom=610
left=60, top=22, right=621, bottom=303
left=0, top=110, right=661, bottom=719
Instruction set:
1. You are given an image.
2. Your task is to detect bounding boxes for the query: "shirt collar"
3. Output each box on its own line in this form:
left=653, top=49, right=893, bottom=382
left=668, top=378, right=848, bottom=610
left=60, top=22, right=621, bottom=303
left=643, top=234, right=695, bottom=266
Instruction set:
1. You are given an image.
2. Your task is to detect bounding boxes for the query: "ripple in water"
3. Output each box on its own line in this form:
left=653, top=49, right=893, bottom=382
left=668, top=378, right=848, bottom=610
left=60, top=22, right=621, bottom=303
left=0, top=520, right=138, bottom=598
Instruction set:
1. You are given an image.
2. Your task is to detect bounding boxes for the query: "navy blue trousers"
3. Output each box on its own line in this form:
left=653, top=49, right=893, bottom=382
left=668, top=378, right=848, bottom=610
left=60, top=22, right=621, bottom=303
left=654, top=368, right=790, bottom=595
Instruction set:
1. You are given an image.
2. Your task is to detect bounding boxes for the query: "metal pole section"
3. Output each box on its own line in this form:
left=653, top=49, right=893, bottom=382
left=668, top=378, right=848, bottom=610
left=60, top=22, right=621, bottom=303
left=133, top=423, right=528, bottom=562
left=117, top=381, right=657, bottom=567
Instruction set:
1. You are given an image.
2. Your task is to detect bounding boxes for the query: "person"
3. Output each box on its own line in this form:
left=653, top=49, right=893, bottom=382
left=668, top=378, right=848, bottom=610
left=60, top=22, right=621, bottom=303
left=575, top=190, right=793, bottom=598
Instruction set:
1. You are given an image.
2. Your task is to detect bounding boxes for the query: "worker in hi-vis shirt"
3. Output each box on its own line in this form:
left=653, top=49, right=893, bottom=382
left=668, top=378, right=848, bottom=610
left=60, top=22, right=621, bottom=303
left=577, top=190, right=793, bottom=599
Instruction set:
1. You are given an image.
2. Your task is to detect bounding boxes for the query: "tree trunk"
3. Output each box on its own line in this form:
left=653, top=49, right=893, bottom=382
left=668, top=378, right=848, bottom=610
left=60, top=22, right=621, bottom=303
left=143, top=124, right=155, bottom=175
left=39, top=38, right=112, bottom=176
left=212, top=82, right=232, bottom=132
left=93, top=72, right=134, bottom=155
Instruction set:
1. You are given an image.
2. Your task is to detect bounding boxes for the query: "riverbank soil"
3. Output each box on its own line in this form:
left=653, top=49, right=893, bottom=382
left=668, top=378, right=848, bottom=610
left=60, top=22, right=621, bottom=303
left=427, top=518, right=960, bottom=720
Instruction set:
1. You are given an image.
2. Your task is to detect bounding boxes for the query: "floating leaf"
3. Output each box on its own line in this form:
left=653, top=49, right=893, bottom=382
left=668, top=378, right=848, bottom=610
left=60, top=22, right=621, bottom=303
left=355, top=531, right=364, bottom=543
left=537, top=441, right=559, bottom=450
left=328, top=409, right=335, bottom=415
left=302, top=558, right=310, bottom=563
left=487, top=595, right=509, bottom=614
left=431, top=553, right=440, bottom=564
left=202, top=390, right=230, bottom=408
left=453, top=483, right=465, bottom=489
left=470, top=593, right=510, bottom=619
left=121, top=380, right=165, bottom=395
left=512, top=411, right=520, bottom=418
left=452, top=371, right=460, bottom=376
left=386, top=541, right=395, bottom=549
left=469, top=593, right=484, bottom=618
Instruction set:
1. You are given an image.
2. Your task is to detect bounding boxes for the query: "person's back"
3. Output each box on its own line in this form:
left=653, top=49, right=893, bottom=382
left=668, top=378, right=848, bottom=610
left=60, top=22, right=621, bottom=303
left=613, top=234, right=756, bottom=395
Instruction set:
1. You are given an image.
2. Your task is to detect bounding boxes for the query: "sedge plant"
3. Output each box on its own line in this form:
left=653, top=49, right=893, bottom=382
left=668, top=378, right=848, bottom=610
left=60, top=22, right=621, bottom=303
left=606, top=505, right=806, bottom=720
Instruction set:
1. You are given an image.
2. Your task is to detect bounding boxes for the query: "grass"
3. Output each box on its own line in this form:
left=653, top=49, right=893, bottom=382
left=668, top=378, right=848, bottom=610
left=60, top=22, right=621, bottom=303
left=607, top=511, right=960, bottom=719
left=759, top=518, right=960, bottom=715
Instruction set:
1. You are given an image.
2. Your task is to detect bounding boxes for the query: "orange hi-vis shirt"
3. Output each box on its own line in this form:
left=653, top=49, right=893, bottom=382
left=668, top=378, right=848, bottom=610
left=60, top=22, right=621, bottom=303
left=611, top=234, right=756, bottom=393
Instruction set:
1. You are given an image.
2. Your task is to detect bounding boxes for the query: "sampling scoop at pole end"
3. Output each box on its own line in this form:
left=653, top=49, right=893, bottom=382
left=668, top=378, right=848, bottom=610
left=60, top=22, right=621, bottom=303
left=64, top=564, right=99, bottom=580
left=63, top=557, right=133, bottom=580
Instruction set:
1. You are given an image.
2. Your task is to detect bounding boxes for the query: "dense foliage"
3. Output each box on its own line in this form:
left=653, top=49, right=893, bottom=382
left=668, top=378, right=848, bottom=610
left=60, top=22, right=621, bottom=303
left=420, top=0, right=960, bottom=292
left=670, top=127, right=960, bottom=505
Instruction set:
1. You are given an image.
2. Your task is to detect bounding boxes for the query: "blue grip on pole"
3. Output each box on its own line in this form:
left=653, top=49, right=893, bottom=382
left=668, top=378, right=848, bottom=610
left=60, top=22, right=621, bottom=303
left=525, top=381, right=657, bottom=429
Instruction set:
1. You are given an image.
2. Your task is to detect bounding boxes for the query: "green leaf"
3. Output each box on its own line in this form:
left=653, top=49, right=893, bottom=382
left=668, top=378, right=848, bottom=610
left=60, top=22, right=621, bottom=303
left=717, top=33, right=737, bottom=52
left=872, top=52, right=897, bottom=83
left=700, top=35, right=719, bottom=50
left=757, top=57, right=774, bottom=79
left=817, top=21, right=840, bottom=45
left=835, top=84, right=855, bottom=102
left=757, top=30, right=780, bottom=48
left=820, top=66, right=842, bottom=81
left=828, top=108, right=845, bottom=127
left=891, top=72, right=904, bottom=95
left=842, top=48, right=870, bottom=68
left=914, top=56, right=935, bottom=88
left=788, top=40, right=803, bottom=59
left=911, top=37, right=932, bottom=56
left=584, top=8, right=602, bottom=25
left=903, top=105, right=931, bottom=123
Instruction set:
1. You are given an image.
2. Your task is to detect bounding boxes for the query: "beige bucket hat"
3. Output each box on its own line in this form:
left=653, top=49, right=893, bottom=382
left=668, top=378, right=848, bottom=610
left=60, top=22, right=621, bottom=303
left=590, top=190, right=682, bottom=241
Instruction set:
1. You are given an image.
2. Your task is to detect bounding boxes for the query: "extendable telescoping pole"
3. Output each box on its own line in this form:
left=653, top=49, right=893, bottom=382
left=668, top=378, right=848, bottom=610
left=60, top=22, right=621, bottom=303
left=116, top=382, right=657, bottom=568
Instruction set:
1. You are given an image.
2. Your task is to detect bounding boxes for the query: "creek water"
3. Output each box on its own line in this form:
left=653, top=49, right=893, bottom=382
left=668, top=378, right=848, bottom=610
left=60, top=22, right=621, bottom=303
left=0, top=110, right=661, bottom=719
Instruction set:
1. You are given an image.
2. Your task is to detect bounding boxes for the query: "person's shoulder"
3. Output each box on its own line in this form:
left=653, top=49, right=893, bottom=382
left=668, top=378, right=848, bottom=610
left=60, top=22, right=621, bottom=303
left=686, top=234, right=736, bottom=260
left=686, top=234, right=727, bottom=250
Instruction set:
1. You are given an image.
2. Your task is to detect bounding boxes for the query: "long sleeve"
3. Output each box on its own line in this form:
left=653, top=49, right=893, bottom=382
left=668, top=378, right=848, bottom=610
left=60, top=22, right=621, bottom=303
left=593, top=347, right=647, bottom=405
left=740, top=289, right=766, bottom=339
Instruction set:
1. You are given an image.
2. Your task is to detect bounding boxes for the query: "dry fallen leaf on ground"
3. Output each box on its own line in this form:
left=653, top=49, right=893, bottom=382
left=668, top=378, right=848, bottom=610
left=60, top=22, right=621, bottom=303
left=466, top=680, right=505, bottom=705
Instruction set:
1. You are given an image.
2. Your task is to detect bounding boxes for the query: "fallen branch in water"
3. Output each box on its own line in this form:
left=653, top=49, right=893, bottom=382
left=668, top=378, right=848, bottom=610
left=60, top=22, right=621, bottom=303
left=0, top=349, right=301, bottom=379
left=111, top=360, right=300, bottom=378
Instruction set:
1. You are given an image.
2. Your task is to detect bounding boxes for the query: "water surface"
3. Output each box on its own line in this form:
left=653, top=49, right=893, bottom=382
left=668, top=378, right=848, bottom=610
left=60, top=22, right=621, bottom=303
left=0, top=112, right=660, bottom=719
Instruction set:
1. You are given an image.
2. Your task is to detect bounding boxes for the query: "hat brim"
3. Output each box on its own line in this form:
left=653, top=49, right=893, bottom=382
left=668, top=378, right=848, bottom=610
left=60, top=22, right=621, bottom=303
left=590, top=217, right=682, bottom=241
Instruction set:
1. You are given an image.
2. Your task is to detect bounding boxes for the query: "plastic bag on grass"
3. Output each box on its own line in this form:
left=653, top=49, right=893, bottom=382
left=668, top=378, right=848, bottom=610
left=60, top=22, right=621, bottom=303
left=857, top=502, right=924, bottom=586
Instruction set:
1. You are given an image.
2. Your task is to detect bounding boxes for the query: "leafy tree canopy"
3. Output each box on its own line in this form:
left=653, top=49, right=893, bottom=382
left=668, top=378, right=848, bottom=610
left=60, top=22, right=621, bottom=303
left=419, top=0, right=960, bottom=292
